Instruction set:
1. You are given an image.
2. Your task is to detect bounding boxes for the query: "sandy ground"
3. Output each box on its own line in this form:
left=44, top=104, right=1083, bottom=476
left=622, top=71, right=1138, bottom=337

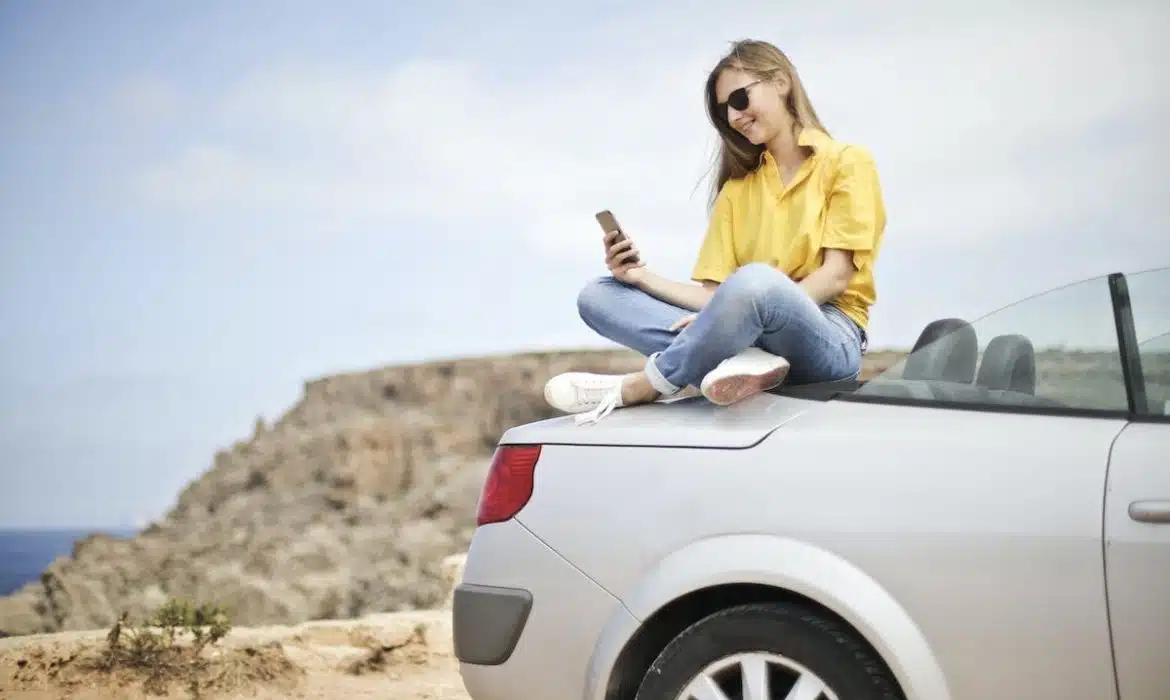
left=0, top=555, right=472, bottom=700
left=0, top=608, right=470, bottom=700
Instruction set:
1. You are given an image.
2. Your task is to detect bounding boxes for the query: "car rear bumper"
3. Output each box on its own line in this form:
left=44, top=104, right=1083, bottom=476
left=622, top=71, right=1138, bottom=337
left=452, top=582, right=532, bottom=665
left=456, top=518, right=631, bottom=700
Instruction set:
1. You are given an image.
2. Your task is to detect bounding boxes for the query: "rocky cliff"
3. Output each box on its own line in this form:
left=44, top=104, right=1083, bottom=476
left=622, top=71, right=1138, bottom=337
left=0, top=349, right=657, bottom=636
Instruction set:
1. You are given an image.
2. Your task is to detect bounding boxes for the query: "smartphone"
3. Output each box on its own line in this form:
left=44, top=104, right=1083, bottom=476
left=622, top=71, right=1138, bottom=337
left=595, top=210, right=640, bottom=264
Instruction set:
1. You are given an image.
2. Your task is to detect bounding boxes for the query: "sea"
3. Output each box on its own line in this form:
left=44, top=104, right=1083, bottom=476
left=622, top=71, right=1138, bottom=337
left=0, top=528, right=138, bottom=596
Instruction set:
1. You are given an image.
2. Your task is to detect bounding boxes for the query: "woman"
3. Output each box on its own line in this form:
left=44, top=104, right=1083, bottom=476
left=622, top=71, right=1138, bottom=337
left=546, top=39, right=886, bottom=425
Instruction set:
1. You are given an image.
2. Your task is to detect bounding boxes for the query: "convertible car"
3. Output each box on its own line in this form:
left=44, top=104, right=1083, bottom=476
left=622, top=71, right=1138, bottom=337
left=453, top=267, right=1169, bottom=700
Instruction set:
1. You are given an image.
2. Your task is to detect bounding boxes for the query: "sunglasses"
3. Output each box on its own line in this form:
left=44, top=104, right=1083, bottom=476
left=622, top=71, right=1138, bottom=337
left=716, top=79, right=765, bottom=120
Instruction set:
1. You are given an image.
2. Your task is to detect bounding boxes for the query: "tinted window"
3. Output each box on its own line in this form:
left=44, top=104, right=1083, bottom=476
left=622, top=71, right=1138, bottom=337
left=1125, top=266, right=1170, bottom=417
left=853, top=273, right=1129, bottom=414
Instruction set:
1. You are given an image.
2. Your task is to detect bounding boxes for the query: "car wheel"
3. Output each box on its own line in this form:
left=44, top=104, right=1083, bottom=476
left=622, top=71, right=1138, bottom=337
left=634, top=602, right=903, bottom=700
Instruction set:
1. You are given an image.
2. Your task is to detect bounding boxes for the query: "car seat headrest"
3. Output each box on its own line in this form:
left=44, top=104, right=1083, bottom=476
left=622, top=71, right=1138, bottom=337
left=975, top=333, right=1037, bottom=395
left=902, top=318, right=979, bottom=383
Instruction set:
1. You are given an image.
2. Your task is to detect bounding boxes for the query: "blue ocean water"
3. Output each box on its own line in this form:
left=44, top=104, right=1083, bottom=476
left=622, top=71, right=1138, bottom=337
left=0, top=528, right=137, bottom=596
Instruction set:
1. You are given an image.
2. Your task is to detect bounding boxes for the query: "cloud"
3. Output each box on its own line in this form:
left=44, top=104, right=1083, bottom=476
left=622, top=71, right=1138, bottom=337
left=112, top=74, right=182, bottom=126
left=780, top=1, right=1169, bottom=241
left=128, top=0, right=1168, bottom=283
left=130, top=56, right=718, bottom=277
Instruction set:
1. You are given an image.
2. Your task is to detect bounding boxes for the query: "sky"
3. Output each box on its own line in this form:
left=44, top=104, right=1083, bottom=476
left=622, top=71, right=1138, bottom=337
left=1, top=0, right=1168, bottom=528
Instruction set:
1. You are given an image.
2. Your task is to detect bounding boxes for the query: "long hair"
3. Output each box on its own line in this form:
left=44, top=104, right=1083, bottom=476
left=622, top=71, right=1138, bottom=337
left=703, top=40, right=829, bottom=206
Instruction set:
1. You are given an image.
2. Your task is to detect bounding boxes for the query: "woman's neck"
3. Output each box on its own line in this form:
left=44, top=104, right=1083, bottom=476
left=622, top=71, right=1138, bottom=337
left=766, top=120, right=806, bottom=174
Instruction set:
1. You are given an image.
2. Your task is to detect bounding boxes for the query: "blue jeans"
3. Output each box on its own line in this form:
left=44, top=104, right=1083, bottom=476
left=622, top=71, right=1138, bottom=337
left=577, top=262, right=865, bottom=394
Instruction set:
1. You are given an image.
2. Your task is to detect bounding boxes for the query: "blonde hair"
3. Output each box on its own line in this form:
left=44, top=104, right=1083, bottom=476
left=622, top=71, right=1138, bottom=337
left=703, top=39, right=829, bottom=205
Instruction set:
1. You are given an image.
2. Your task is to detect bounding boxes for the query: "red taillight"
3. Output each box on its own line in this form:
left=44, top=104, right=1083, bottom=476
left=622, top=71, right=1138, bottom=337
left=476, top=445, right=542, bottom=526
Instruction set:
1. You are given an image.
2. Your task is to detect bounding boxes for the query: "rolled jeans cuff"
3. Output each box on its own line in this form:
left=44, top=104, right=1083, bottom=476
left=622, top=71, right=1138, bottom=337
left=644, top=352, right=682, bottom=396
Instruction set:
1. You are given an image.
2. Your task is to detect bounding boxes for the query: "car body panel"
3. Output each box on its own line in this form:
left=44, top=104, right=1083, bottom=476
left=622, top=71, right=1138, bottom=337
left=500, top=392, right=817, bottom=448
left=581, top=597, right=647, bottom=700
left=515, top=398, right=1125, bottom=700
left=1103, top=421, right=1170, bottom=700
left=609, top=532, right=953, bottom=700
left=458, top=519, right=631, bottom=700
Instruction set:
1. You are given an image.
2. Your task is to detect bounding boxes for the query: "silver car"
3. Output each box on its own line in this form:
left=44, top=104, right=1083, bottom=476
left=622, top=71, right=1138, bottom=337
left=453, top=267, right=1169, bottom=700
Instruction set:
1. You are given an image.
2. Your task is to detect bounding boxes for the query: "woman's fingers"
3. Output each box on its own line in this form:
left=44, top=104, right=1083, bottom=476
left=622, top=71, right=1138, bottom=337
left=605, top=237, right=632, bottom=258
left=669, top=313, right=697, bottom=332
left=606, top=240, right=640, bottom=268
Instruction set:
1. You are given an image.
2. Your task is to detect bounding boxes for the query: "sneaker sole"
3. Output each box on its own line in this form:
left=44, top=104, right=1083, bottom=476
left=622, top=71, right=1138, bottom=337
left=702, top=362, right=790, bottom=406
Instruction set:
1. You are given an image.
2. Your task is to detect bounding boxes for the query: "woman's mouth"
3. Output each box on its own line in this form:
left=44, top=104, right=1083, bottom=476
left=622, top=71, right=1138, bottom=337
left=737, top=119, right=756, bottom=135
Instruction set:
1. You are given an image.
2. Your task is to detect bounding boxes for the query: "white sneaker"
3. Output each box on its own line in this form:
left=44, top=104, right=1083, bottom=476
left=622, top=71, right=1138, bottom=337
left=544, top=373, right=626, bottom=425
left=700, top=348, right=791, bottom=406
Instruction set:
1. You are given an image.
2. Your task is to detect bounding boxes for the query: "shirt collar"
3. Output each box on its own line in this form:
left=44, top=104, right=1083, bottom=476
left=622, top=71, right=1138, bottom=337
left=758, top=126, right=829, bottom=167
left=798, top=126, right=830, bottom=149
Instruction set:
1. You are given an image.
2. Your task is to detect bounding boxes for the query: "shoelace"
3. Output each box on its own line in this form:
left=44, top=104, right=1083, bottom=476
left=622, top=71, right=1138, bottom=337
left=575, top=387, right=622, bottom=426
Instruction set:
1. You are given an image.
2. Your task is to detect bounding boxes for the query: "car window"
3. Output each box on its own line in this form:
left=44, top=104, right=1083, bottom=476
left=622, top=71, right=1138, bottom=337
left=1138, top=334, right=1170, bottom=416
left=852, top=272, right=1130, bottom=414
left=1124, top=266, right=1170, bottom=417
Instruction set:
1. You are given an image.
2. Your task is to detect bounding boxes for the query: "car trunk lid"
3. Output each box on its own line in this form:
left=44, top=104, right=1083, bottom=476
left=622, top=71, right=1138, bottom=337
left=499, top=393, right=817, bottom=449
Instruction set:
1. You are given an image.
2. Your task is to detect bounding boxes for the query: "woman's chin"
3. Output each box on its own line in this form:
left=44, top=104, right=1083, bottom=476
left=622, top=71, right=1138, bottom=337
left=740, top=124, right=768, bottom=145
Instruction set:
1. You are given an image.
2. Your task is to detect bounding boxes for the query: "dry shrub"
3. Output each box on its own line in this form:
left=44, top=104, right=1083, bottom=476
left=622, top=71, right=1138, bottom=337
left=7, top=598, right=303, bottom=699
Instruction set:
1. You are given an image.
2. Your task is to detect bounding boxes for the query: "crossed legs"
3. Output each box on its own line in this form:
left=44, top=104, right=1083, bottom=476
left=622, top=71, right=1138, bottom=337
left=550, top=263, right=864, bottom=422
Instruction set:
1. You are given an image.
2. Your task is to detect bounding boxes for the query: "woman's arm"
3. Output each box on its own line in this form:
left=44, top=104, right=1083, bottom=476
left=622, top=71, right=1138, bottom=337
left=627, top=268, right=718, bottom=311
left=800, top=145, right=885, bottom=305
left=798, top=248, right=855, bottom=304
left=636, top=181, right=736, bottom=311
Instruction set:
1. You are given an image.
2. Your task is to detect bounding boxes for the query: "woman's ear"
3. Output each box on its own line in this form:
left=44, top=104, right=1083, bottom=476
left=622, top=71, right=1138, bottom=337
left=772, top=73, right=792, bottom=99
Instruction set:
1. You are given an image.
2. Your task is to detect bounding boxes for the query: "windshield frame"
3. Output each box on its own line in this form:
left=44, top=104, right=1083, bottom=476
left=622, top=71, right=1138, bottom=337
left=1111, top=272, right=1147, bottom=416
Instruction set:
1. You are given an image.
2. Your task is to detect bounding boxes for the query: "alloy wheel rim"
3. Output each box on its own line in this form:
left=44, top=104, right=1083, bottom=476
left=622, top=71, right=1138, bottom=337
left=674, top=651, right=839, bottom=700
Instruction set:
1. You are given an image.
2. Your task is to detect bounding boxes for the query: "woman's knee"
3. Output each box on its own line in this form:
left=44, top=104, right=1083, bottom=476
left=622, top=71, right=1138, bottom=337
left=576, top=276, right=625, bottom=325
left=720, top=263, right=798, bottom=309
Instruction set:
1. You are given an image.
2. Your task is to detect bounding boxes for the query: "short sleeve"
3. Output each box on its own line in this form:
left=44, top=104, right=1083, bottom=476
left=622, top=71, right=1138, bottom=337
left=690, top=183, right=739, bottom=284
left=823, top=146, right=885, bottom=252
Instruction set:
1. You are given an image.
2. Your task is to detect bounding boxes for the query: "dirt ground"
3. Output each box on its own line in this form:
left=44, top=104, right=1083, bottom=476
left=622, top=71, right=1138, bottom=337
left=0, top=608, right=470, bottom=700
left=1, top=554, right=473, bottom=700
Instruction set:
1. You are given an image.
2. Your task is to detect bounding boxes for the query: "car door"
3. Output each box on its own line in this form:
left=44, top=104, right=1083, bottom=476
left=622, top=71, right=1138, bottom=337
left=1105, top=422, right=1170, bottom=699
left=1103, top=266, right=1170, bottom=700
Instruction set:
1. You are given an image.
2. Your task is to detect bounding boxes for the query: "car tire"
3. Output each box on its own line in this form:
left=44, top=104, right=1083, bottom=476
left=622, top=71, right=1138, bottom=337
left=634, top=602, right=904, bottom=700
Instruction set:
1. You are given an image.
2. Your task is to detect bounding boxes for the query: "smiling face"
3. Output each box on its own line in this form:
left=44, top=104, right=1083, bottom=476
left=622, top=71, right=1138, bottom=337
left=702, top=40, right=827, bottom=205
left=712, top=67, right=791, bottom=146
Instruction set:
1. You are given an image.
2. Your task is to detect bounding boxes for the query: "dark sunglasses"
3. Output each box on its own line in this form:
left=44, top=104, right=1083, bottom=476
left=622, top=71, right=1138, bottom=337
left=716, top=80, right=765, bottom=120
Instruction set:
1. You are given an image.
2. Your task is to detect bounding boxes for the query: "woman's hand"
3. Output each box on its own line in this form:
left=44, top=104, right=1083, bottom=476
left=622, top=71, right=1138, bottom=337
left=669, top=313, right=697, bottom=332
left=604, top=230, right=646, bottom=284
